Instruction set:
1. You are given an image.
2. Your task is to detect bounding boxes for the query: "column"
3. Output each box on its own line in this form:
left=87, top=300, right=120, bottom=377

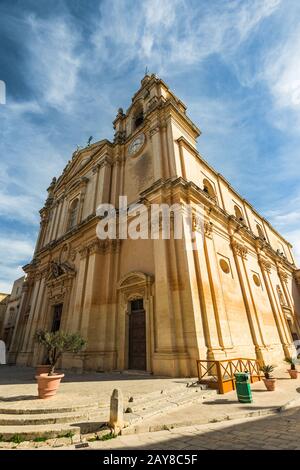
left=54, top=198, right=63, bottom=239
left=70, top=245, right=89, bottom=332
left=152, top=236, right=175, bottom=351
left=92, top=164, right=100, bottom=213
left=150, top=126, right=164, bottom=180
left=231, top=238, right=265, bottom=362
left=47, top=202, right=57, bottom=243
left=80, top=241, right=101, bottom=340
left=259, top=256, right=291, bottom=357
left=204, top=222, right=234, bottom=351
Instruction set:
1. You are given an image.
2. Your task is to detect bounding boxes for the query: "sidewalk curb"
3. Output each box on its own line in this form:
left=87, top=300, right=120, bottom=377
left=121, top=396, right=300, bottom=435
left=278, top=396, right=300, bottom=412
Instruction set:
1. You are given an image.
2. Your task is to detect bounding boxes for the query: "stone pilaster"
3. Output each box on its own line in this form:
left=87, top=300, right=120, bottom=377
left=203, top=223, right=234, bottom=352
left=231, top=238, right=265, bottom=362
left=258, top=255, right=292, bottom=357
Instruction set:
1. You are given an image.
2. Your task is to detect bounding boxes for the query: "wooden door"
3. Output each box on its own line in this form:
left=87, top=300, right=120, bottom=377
left=128, top=299, right=146, bottom=370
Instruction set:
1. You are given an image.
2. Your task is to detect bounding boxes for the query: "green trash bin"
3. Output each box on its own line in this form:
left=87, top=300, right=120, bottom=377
left=234, top=372, right=253, bottom=403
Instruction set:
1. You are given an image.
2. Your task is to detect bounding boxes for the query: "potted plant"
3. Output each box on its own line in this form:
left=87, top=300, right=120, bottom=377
left=36, top=363, right=52, bottom=376
left=285, top=357, right=299, bottom=379
left=34, top=330, right=86, bottom=399
left=260, top=365, right=276, bottom=391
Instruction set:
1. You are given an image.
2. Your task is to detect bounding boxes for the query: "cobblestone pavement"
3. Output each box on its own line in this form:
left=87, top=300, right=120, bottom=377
left=82, top=406, right=300, bottom=450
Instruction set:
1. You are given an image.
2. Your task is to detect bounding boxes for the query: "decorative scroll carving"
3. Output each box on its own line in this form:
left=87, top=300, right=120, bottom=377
left=88, top=240, right=101, bottom=255
left=231, top=240, right=248, bottom=259
left=47, top=260, right=76, bottom=280
left=78, top=245, right=89, bottom=260
left=92, top=163, right=100, bottom=174
left=70, top=249, right=77, bottom=261
left=114, top=131, right=126, bottom=144
left=278, top=269, right=288, bottom=284
left=149, top=126, right=160, bottom=137
left=191, top=214, right=212, bottom=238
left=204, top=221, right=213, bottom=239
left=259, top=258, right=272, bottom=273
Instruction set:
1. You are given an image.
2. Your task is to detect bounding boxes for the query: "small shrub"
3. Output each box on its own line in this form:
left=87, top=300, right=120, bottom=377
left=59, top=431, right=75, bottom=439
left=33, top=436, right=47, bottom=442
left=285, top=357, right=297, bottom=371
left=100, top=433, right=116, bottom=441
left=9, top=434, right=25, bottom=444
left=35, top=330, right=86, bottom=375
left=260, top=364, right=275, bottom=379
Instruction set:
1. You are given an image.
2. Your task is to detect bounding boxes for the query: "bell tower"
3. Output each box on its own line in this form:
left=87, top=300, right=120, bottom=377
left=112, top=74, right=201, bottom=203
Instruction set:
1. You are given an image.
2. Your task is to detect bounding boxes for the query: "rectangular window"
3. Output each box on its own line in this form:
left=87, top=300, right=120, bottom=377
left=51, top=304, right=63, bottom=332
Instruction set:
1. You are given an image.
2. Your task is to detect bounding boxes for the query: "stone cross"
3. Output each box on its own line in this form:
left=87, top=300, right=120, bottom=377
left=109, top=388, right=124, bottom=435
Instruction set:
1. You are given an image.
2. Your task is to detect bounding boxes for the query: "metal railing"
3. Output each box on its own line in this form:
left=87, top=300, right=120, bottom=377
left=196, top=358, right=262, bottom=394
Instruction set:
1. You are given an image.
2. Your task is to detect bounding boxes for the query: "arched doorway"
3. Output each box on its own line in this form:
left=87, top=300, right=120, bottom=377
left=117, top=271, right=154, bottom=372
left=128, top=299, right=146, bottom=370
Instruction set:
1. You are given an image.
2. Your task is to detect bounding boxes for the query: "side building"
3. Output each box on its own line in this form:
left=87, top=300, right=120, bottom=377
left=0, top=293, right=10, bottom=340
left=1, top=277, right=26, bottom=362
left=11, top=74, right=300, bottom=376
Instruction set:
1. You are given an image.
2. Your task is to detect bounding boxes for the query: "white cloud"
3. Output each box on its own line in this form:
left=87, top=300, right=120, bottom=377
left=265, top=192, right=300, bottom=265
left=91, top=0, right=281, bottom=74
left=25, top=14, right=82, bottom=111
left=263, top=30, right=300, bottom=111
left=0, top=236, right=35, bottom=293
left=0, top=192, right=39, bottom=224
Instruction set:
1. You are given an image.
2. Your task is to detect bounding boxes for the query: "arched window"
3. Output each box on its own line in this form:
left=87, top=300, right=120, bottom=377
left=203, top=179, right=216, bottom=199
left=234, top=205, right=244, bottom=221
left=133, top=107, right=144, bottom=129
left=68, top=198, right=79, bottom=230
left=256, top=224, right=265, bottom=239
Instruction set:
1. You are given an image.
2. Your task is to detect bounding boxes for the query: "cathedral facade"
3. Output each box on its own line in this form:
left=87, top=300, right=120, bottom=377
left=11, top=74, right=300, bottom=376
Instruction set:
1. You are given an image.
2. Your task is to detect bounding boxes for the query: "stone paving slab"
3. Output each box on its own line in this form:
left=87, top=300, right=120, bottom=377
left=0, top=365, right=197, bottom=411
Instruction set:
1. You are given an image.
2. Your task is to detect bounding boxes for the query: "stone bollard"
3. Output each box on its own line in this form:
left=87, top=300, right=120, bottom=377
left=109, top=388, right=124, bottom=435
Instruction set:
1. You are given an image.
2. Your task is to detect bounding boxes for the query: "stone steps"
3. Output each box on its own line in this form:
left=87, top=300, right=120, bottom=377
left=0, top=403, right=98, bottom=415
left=123, top=388, right=217, bottom=427
left=0, top=423, right=81, bottom=441
left=0, top=381, right=216, bottom=443
left=126, top=387, right=215, bottom=413
left=123, top=381, right=207, bottom=407
left=0, top=410, right=98, bottom=426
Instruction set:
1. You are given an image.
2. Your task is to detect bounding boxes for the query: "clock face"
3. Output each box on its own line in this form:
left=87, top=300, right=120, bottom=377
left=128, top=133, right=145, bottom=156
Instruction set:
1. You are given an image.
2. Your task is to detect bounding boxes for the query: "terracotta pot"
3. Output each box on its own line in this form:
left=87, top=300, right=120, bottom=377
left=263, top=378, right=276, bottom=391
left=287, top=369, right=298, bottom=379
left=36, top=365, right=52, bottom=376
left=35, top=373, right=64, bottom=399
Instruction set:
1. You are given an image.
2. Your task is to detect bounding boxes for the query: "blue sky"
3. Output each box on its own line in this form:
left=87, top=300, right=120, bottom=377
left=0, top=0, right=300, bottom=292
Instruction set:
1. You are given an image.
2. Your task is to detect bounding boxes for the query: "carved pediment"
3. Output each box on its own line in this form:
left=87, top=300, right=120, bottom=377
left=47, top=260, right=76, bottom=281
left=118, top=271, right=153, bottom=290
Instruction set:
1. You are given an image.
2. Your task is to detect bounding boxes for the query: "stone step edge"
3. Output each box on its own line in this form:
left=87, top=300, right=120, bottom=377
left=124, top=388, right=215, bottom=410
left=123, top=391, right=218, bottom=427
left=125, top=391, right=216, bottom=414
left=0, top=423, right=82, bottom=441
left=0, top=402, right=100, bottom=415
left=122, top=382, right=207, bottom=406
left=0, top=411, right=100, bottom=426
left=121, top=406, right=282, bottom=436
